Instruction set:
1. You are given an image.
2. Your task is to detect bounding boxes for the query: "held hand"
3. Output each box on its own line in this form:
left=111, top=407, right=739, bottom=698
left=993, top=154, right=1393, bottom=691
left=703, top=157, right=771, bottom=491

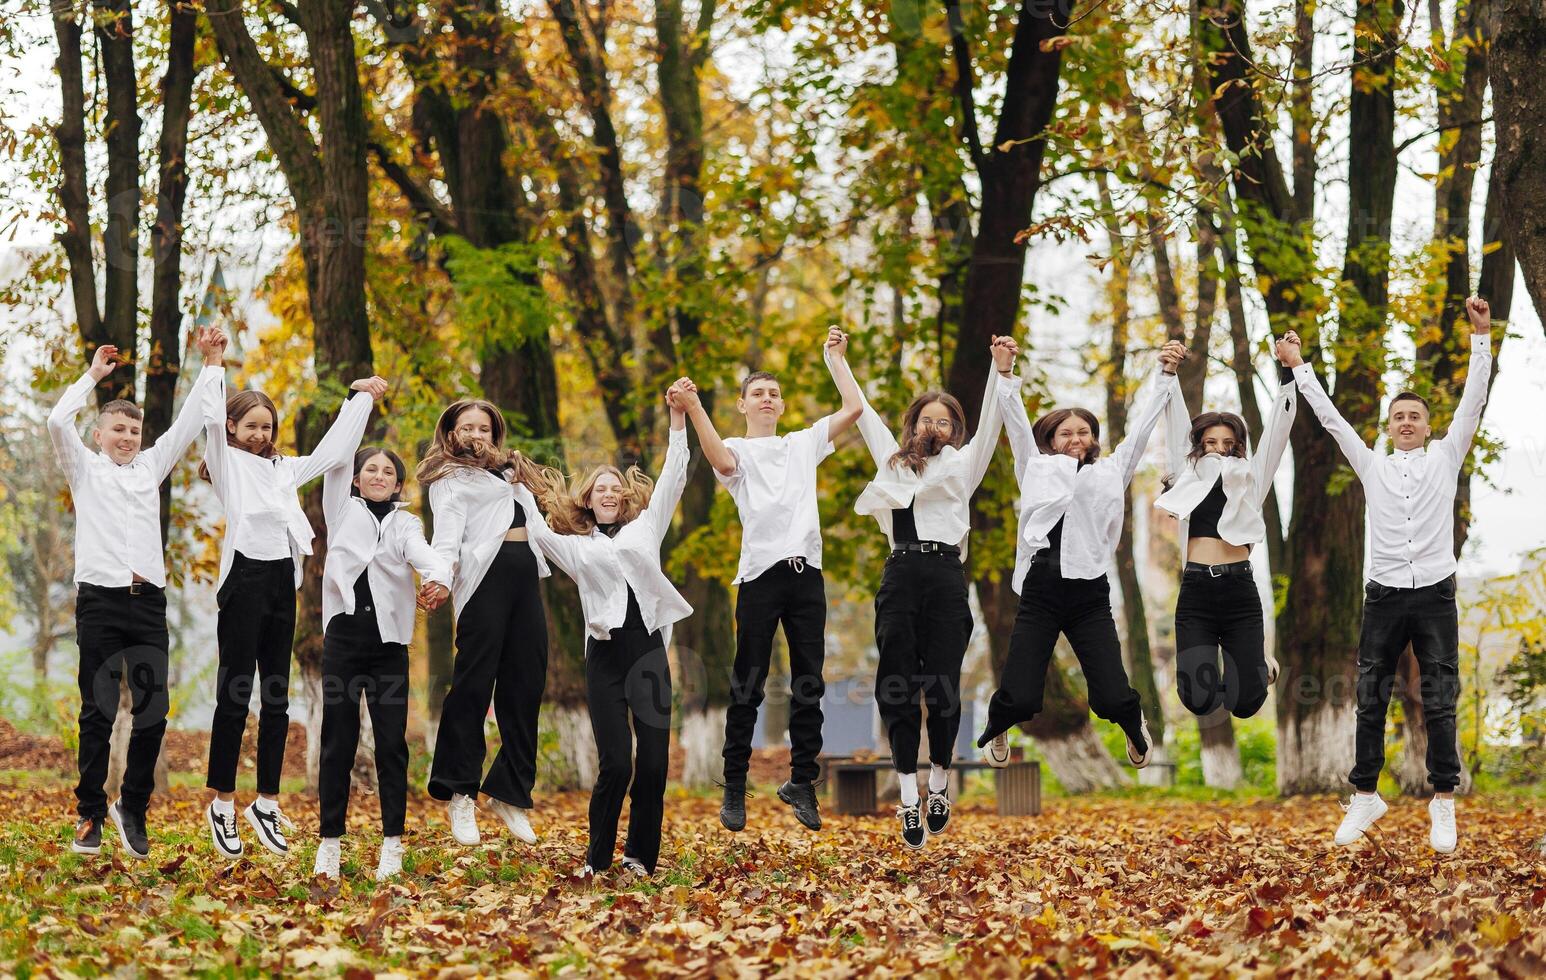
left=350, top=376, right=389, bottom=401
left=418, top=582, right=449, bottom=611
left=1158, top=340, right=1187, bottom=375
left=195, top=327, right=228, bottom=364
left=1465, top=295, right=1491, bottom=335
left=990, top=335, right=1018, bottom=375
left=88, top=344, right=120, bottom=382
left=669, top=377, right=702, bottom=411
left=825, top=326, right=849, bottom=359
left=1275, top=331, right=1303, bottom=368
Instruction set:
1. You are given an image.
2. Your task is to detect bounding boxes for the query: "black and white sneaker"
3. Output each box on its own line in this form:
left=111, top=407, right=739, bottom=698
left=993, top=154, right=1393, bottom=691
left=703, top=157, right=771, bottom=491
left=72, top=815, right=103, bottom=855
left=897, top=802, right=926, bottom=850
left=244, top=801, right=293, bottom=856
left=620, top=857, right=650, bottom=879
left=924, top=789, right=951, bottom=836
left=206, top=801, right=243, bottom=859
left=1126, top=715, right=1153, bottom=769
left=108, top=799, right=149, bottom=860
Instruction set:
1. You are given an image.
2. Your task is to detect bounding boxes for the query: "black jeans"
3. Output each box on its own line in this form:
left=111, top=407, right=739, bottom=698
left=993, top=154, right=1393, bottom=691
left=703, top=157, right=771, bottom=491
left=1350, top=576, right=1462, bottom=793
left=429, top=541, right=548, bottom=807
left=874, top=551, right=974, bottom=774
left=1173, top=564, right=1270, bottom=719
left=318, top=611, right=410, bottom=838
left=979, top=560, right=1146, bottom=750
left=75, top=584, right=171, bottom=820
left=722, top=560, right=827, bottom=784
left=586, top=628, right=672, bottom=873
left=207, top=554, right=296, bottom=794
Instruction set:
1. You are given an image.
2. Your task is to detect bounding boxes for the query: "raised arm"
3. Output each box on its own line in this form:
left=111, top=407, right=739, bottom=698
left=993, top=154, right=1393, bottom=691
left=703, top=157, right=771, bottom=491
left=201, top=371, right=232, bottom=494
left=1109, top=342, right=1185, bottom=488
left=1435, top=297, right=1495, bottom=467
left=957, top=338, right=1023, bottom=491
left=675, top=378, right=737, bottom=477
left=640, top=397, right=691, bottom=547
left=994, top=340, right=1038, bottom=484
left=1287, top=345, right=1376, bottom=477
left=291, top=378, right=383, bottom=487
left=1161, top=380, right=1192, bottom=488
left=47, top=368, right=102, bottom=484
left=821, top=327, right=864, bottom=439
left=831, top=354, right=899, bottom=472
left=1249, top=334, right=1302, bottom=504
left=141, top=328, right=229, bottom=483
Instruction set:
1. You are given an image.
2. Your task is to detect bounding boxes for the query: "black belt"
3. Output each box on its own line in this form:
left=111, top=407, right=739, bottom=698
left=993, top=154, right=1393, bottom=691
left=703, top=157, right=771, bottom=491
left=1184, top=560, right=1253, bottom=578
left=81, top=580, right=163, bottom=597
left=891, top=541, right=961, bottom=557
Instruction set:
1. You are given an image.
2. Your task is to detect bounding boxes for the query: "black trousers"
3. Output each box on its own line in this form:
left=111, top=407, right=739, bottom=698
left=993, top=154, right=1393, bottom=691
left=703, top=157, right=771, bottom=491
left=979, top=560, right=1146, bottom=749
left=722, top=560, right=827, bottom=784
left=585, top=628, right=672, bottom=873
left=1173, top=565, right=1270, bottom=719
left=874, top=551, right=974, bottom=774
left=429, top=541, right=548, bottom=807
left=207, top=554, right=296, bottom=795
left=1350, top=576, right=1462, bottom=793
left=318, top=612, right=410, bottom=838
left=75, top=584, right=170, bottom=820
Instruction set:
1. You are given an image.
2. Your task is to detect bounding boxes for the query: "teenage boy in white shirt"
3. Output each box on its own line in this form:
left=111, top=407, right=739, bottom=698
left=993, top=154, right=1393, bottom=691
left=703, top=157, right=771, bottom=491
left=48, top=327, right=228, bottom=859
left=677, top=328, right=862, bottom=833
left=1286, top=296, right=1493, bottom=854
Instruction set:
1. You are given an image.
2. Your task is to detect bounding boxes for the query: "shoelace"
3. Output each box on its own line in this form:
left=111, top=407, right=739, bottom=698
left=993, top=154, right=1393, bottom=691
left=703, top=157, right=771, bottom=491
left=217, top=808, right=239, bottom=838
left=898, top=804, right=921, bottom=829
left=927, top=794, right=949, bottom=815
left=271, top=807, right=296, bottom=832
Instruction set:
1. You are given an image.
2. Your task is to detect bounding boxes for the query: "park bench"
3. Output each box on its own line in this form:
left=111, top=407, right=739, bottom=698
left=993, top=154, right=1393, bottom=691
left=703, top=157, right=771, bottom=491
left=820, top=755, right=1041, bottom=817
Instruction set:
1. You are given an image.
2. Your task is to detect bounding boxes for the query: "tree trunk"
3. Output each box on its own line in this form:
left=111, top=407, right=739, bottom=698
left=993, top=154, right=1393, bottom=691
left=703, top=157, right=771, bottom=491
left=679, top=707, right=728, bottom=789
left=1198, top=707, right=1244, bottom=789
left=1490, top=0, right=1546, bottom=318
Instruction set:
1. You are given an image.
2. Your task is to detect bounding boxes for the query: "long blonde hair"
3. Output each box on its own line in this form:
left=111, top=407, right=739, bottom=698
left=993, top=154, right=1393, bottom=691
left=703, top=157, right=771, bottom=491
left=538, top=463, right=655, bottom=535
left=416, top=398, right=550, bottom=494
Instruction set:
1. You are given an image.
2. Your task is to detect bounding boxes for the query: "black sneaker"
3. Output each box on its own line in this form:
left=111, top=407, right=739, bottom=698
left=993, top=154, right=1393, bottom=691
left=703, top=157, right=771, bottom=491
left=72, top=815, right=103, bottom=855
left=924, top=789, right=951, bottom=836
left=897, top=802, right=926, bottom=850
left=206, top=801, right=243, bottom=859
left=719, top=781, right=747, bottom=832
left=776, top=780, right=822, bottom=831
left=244, top=801, right=293, bottom=856
left=108, top=799, right=149, bottom=860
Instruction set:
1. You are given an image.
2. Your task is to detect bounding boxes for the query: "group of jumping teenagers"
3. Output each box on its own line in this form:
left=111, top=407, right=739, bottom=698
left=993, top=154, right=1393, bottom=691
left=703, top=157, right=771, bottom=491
left=51, top=293, right=1493, bottom=879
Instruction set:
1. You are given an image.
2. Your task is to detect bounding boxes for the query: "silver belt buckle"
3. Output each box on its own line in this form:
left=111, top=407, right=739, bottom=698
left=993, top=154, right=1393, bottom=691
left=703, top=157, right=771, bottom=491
left=1207, top=564, right=1222, bottom=579
left=922, top=542, right=938, bottom=553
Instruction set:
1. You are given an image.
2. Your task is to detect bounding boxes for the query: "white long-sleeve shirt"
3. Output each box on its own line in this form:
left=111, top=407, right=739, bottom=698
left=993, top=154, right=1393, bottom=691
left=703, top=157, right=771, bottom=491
left=1155, top=380, right=1297, bottom=567
left=320, top=463, right=452, bottom=645
left=427, top=461, right=553, bottom=621
left=47, top=365, right=225, bottom=588
left=842, top=364, right=1009, bottom=557
left=1293, top=333, right=1492, bottom=589
left=203, top=383, right=374, bottom=589
left=513, top=426, right=693, bottom=649
left=1005, top=369, right=1178, bottom=589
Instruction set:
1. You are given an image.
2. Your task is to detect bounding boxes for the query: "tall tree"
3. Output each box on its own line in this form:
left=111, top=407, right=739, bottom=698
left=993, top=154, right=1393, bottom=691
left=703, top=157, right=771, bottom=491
left=1489, top=0, right=1546, bottom=318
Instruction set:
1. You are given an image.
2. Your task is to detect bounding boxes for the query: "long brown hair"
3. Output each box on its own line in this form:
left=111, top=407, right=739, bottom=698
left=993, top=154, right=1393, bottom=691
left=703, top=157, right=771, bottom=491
left=537, top=464, right=655, bottom=535
left=1186, top=412, right=1249, bottom=464
left=416, top=399, right=549, bottom=494
left=199, top=389, right=279, bottom=481
left=1032, top=407, right=1102, bottom=465
left=888, top=391, right=966, bottom=474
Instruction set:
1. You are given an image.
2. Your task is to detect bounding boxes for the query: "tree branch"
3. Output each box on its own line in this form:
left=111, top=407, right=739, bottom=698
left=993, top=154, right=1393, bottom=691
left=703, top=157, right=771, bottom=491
left=944, top=0, right=988, bottom=174
left=368, top=141, right=459, bottom=235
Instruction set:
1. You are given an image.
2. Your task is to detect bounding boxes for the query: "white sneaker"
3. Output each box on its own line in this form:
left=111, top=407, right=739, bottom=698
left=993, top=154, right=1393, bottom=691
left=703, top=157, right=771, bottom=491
left=1429, top=797, right=1457, bottom=854
left=447, top=794, right=480, bottom=846
left=620, top=856, right=650, bottom=878
left=1334, top=792, right=1389, bottom=846
left=244, top=801, right=294, bottom=856
left=376, top=838, right=405, bottom=881
left=984, top=732, right=1011, bottom=769
left=577, top=864, right=596, bottom=878
left=1126, top=716, right=1153, bottom=769
left=313, top=837, right=341, bottom=878
left=487, top=799, right=538, bottom=844
left=206, top=801, right=243, bottom=859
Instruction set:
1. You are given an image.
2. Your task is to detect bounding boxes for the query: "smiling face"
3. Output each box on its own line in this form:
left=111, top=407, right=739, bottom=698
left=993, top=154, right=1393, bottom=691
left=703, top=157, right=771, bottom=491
left=1199, top=423, right=1239, bottom=458
left=453, top=407, right=495, bottom=454
left=354, top=452, right=403, bottom=503
left=1051, top=414, right=1094, bottom=459
left=93, top=411, right=143, bottom=465
left=586, top=471, right=626, bottom=525
left=914, top=400, right=955, bottom=451
left=1387, top=396, right=1432, bottom=452
left=738, top=378, right=785, bottom=425
left=227, top=404, right=276, bottom=453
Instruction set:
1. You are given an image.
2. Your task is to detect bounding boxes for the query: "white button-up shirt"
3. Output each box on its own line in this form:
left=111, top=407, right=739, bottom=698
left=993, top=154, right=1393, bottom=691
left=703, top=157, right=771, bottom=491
left=1292, top=333, right=1492, bottom=588
left=203, top=383, right=374, bottom=589
left=716, top=416, right=835, bottom=584
left=321, top=463, right=452, bottom=645
left=1005, top=370, right=1178, bottom=589
left=1156, top=380, right=1297, bottom=567
left=514, top=426, right=693, bottom=649
left=48, top=366, right=224, bottom=588
left=426, top=462, right=553, bottom=621
left=842, top=365, right=1008, bottom=558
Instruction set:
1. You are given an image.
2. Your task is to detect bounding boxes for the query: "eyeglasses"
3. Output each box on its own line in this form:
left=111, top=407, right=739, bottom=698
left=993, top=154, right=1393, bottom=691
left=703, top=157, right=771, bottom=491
left=918, top=418, right=953, bottom=431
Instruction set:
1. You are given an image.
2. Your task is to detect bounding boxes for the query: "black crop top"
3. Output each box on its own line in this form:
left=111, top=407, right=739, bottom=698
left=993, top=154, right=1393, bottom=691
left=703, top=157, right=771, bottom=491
left=891, top=503, right=920, bottom=544
left=1187, top=478, right=1227, bottom=539
left=509, top=502, right=527, bottom=529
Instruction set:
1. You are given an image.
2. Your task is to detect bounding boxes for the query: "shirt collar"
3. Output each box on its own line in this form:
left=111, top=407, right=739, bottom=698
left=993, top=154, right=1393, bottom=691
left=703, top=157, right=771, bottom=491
left=1390, top=444, right=1427, bottom=460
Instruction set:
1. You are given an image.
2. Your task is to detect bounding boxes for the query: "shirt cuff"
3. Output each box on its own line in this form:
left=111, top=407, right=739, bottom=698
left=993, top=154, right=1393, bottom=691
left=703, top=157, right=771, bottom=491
left=995, top=372, right=1023, bottom=393
left=668, top=425, right=688, bottom=447
left=1291, top=362, right=1317, bottom=386
left=1470, top=332, right=1492, bottom=356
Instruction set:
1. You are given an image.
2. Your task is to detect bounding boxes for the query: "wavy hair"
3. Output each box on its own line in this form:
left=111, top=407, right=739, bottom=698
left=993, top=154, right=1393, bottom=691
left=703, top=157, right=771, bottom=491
left=537, top=464, right=655, bottom=536
left=888, top=391, right=966, bottom=474
left=416, top=398, right=550, bottom=495
left=1032, top=407, right=1102, bottom=465
left=1185, top=412, right=1249, bottom=464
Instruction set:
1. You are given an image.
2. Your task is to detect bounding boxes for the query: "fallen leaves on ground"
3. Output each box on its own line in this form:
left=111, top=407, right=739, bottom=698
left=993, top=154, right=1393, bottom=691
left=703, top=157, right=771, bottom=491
left=2, top=781, right=1544, bottom=977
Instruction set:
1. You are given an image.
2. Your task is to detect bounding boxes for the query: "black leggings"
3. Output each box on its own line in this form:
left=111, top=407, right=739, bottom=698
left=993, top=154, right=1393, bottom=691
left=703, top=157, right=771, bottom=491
left=318, top=612, right=410, bottom=838
left=1173, top=565, right=1270, bottom=719
left=978, top=560, right=1145, bottom=749
left=585, top=629, right=672, bottom=873
left=873, top=551, right=974, bottom=774
left=207, top=554, right=296, bottom=795
left=429, top=541, right=548, bottom=806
